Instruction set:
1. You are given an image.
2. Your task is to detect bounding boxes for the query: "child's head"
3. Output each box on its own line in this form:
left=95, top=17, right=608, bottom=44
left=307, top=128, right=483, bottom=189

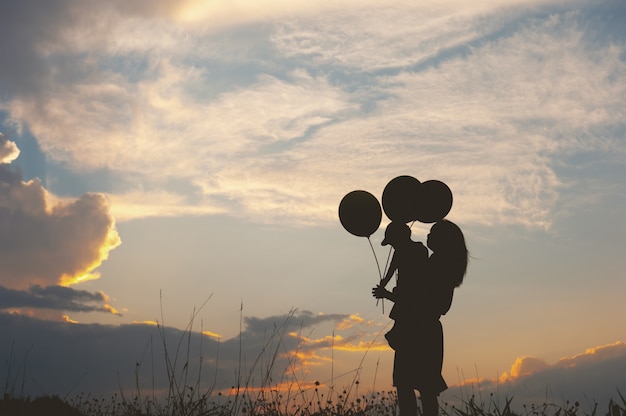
left=381, top=221, right=411, bottom=247
left=427, top=220, right=468, bottom=286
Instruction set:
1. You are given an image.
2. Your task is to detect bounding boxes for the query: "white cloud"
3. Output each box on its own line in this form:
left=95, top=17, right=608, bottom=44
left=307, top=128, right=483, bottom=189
left=1, top=0, right=624, bottom=230
left=105, top=190, right=225, bottom=221
left=6, top=63, right=356, bottom=222
left=0, top=134, right=20, bottom=164
left=262, top=8, right=625, bottom=228
left=272, top=4, right=485, bottom=71
left=0, top=147, right=120, bottom=289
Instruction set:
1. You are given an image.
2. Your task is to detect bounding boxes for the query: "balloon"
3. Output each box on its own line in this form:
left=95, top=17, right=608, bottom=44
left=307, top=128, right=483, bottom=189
left=415, top=180, right=453, bottom=223
left=339, top=190, right=382, bottom=237
left=381, top=175, right=421, bottom=223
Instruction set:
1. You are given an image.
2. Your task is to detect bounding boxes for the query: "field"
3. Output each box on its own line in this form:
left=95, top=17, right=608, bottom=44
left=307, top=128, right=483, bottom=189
left=2, top=386, right=625, bottom=416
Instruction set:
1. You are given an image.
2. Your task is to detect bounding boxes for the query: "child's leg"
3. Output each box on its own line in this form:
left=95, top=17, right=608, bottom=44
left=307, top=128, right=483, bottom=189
left=420, top=392, right=438, bottom=416
left=397, top=386, right=417, bottom=416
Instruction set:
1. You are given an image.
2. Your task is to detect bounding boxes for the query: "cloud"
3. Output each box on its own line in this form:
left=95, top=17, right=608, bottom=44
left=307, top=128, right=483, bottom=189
left=272, top=2, right=491, bottom=71
left=447, top=341, right=626, bottom=412
left=0, top=285, right=121, bottom=316
left=0, top=0, right=186, bottom=96
left=0, top=134, right=20, bottom=164
left=502, top=356, right=550, bottom=379
left=105, top=190, right=226, bottom=222
left=272, top=7, right=626, bottom=228
left=1, top=1, right=625, bottom=230
left=0, top=309, right=373, bottom=398
left=0, top=141, right=120, bottom=290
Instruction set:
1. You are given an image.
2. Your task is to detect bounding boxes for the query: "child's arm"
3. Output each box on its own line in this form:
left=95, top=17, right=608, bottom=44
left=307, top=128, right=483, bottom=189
left=379, top=255, right=397, bottom=288
left=372, top=252, right=397, bottom=302
left=372, top=285, right=396, bottom=302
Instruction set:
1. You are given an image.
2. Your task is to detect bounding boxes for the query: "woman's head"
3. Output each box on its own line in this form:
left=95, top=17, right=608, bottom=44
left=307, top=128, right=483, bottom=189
left=427, top=220, right=465, bottom=251
left=427, top=220, right=468, bottom=286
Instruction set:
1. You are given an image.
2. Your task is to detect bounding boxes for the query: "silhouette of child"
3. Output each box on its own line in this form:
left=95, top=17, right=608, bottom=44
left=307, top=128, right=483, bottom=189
left=372, top=220, right=468, bottom=416
left=373, top=221, right=429, bottom=330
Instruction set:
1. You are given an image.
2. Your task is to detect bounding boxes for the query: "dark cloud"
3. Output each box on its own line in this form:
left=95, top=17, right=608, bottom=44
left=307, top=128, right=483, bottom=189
left=1, top=312, right=178, bottom=398
left=0, top=285, right=119, bottom=315
left=444, top=342, right=626, bottom=414
left=243, top=310, right=349, bottom=337
left=0, top=144, right=120, bottom=289
left=0, top=309, right=350, bottom=399
left=218, top=310, right=351, bottom=387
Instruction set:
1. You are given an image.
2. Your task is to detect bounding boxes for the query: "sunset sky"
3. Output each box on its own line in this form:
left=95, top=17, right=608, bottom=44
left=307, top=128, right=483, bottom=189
left=1, top=0, right=625, bottom=410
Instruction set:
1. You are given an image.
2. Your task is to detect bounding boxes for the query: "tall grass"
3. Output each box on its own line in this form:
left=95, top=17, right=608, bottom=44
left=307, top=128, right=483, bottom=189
left=63, top=298, right=398, bottom=416
left=440, top=391, right=626, bottom=416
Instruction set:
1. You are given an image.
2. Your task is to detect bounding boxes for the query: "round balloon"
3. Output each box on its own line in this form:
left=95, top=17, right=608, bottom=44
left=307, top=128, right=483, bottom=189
left=415, top=180, right=453, bottom=223
left=339, top=190, right=382, bottom=237
left=381, top=175, right=421, bottom=223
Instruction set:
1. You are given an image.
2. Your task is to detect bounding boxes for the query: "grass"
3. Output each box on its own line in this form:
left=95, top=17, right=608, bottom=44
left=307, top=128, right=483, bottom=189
left=4, top=387, right=625, bottom=416
left=3, top=299, right=626, bottom=416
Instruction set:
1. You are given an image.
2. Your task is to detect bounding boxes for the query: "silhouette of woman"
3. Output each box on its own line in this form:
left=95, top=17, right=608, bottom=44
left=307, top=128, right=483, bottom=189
left=373, top=220, right=468, bottom=416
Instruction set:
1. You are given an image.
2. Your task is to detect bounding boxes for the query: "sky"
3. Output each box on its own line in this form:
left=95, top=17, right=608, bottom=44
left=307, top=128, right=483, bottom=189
left=1, top=0, right=625, bottom=411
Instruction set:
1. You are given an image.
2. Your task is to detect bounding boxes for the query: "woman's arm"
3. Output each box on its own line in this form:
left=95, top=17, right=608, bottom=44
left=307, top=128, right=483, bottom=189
left=439, top=285, right=454, bottom=315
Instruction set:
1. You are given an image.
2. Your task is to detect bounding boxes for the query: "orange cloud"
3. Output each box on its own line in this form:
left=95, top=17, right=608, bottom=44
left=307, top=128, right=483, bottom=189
left=480, top=341, right=626, bottom=385
left=499, top=356, right=549, bottom=383
left=132, top=320, right=158, bottom=326
left=202, top=330, right=222, bottom=339
left=333, top=340, right=388, bottom=352
left=287, top=330, right=390, bottom=368
left=556, top=341, right=626, bottom=367
left=291, top=349, right=332, bottom=367
left=336, top=314, right=372, bottom=331
left=103, top=304, right=122, bottom=316
left=459, top=376, right=489, bottom=387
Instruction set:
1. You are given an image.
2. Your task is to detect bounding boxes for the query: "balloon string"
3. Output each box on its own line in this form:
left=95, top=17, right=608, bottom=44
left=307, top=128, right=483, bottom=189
left=384, top=246, right=393, bottom=281
left=367, top=236, right=386, bottom=314
left=367, top=236, right=383, bottom=281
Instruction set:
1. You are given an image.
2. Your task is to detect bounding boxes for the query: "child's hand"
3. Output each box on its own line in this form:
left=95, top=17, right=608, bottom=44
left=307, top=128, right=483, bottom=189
left=372, top=285, right=391, bottom=299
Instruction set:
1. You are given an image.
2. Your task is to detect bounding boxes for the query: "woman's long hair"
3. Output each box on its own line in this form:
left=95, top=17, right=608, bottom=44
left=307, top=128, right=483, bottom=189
left=430, top=220, right=468, bottom=287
